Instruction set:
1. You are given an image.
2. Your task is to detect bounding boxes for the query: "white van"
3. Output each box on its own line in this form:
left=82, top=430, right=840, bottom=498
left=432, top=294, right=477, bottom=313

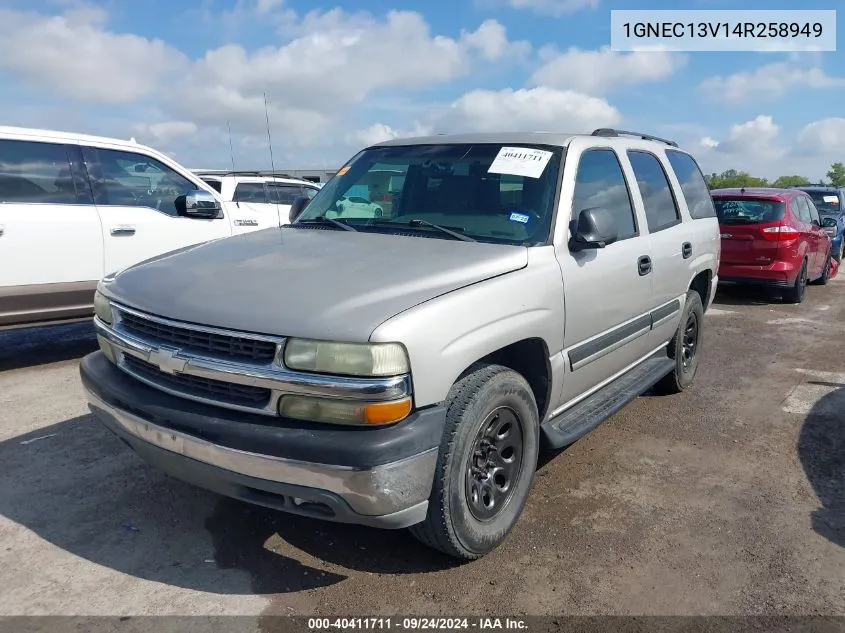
left=0, top=126, right=266, bottom=330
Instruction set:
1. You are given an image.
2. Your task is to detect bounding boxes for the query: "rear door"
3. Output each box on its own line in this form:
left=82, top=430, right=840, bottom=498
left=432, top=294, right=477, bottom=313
left=713, top=196, right=788, bottom=268
left=795, top=196, right=820, bottom=273
left=805, top=196, right=829, bottom=273
left=82, top=145, right=231, bottom=276
left=0, top=139, right=103, bottom=327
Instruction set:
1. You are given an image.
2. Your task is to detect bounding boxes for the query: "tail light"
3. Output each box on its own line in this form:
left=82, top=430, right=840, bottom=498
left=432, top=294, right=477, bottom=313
left=760, top=224, right=800, bottom=241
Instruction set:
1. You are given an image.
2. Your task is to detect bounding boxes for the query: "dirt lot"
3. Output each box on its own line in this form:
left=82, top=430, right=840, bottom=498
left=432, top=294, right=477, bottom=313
left=0, top=280, right=843, bottom=620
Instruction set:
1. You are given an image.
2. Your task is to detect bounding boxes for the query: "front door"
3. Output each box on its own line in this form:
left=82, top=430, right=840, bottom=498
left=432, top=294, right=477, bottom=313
left=81, top=146, right=231, bottom=276
left=555, top=146, right=655, bottom=408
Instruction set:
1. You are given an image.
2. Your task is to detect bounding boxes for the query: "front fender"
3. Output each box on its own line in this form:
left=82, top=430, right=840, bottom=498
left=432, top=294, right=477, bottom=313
left=369, top=248, right=565, bottom=408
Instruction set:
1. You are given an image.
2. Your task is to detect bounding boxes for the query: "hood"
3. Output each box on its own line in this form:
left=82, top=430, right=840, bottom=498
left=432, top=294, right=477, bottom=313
left=103, top=227, right=528, bottom=340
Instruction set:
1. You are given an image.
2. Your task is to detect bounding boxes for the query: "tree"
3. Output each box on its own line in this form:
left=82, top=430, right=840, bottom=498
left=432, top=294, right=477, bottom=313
left=705, top=169, right=769, bottom=190
left=827, top=163, right=845, bottom=187
left=771, top=175, right=810, bottom=188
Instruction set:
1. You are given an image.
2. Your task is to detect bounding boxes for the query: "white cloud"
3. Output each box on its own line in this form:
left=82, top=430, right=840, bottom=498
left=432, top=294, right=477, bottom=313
left=487, top=0, right=599, bottom=17
left=461, top=19, right=531, bottom=61
left=434, top=86, right=620, bottom=133
left=0, top=5, right=188, bottom=105
left=796, top=118, right=845, bottom=155
left=347, top=122, right=432, bottom=147
left=690, top=115, right=843, bottom=181
left=699, top=62, right=845, bottom=103
left=133, top=121, right=200, bottom=145
left=714, top=115, right=782, bottom=157
left=530, top=46, right=686, bottom=95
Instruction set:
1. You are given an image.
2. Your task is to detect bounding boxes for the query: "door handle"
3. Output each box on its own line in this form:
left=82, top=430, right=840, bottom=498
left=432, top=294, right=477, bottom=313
left=110, top=225, right=136, bottom=236
left=682, top=242, right=693, bottom=259
left=638, top=255, right=652, bottom=276
left=0, top=225, right=4, bottom=237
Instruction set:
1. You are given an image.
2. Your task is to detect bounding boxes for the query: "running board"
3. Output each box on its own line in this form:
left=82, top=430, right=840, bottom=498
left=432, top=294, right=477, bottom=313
left=540, top=353, right=674, bottom=450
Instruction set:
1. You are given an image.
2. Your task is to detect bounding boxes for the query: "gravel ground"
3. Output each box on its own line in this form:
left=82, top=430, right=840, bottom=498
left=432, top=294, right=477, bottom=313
left=0, top=280, right=843, bottom=623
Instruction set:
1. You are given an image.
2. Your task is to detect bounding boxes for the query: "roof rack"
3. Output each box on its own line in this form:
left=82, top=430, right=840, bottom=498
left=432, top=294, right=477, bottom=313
left=591, top=128, right=679, bottom=148
left=193, top=169, right=303, bottom=179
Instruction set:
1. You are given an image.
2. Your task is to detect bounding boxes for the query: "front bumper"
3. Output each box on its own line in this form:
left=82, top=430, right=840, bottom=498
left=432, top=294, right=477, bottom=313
left=81, top=352, right=444, bottom=529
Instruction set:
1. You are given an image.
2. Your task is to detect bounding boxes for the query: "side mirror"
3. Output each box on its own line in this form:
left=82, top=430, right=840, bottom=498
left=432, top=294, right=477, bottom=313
left=569, top=207, right=618, bottom=251
left=289, top=196, right=310, bottom=223
left=175, top=189, right=221, bottom=218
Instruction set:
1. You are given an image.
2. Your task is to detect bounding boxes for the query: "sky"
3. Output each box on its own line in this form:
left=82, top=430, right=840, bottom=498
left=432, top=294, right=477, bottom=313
left=0, top=0, right=842, bottom=180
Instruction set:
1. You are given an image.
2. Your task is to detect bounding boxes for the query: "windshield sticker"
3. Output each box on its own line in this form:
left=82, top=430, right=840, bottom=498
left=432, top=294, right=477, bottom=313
left=488, top=147, right=553, bottom=179
left=508, top=212, right=530, bottom=224
left=823, top=195, right=839, bottom=204
left=336, top=165, right=351, bottom=176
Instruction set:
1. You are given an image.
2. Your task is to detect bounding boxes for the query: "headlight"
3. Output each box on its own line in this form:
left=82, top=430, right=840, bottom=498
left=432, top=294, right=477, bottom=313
left=283, top=339, right=409, bottom=376
left=278, top=394, right=412, bottom=426
left=94, top=289, right=113, bottom=324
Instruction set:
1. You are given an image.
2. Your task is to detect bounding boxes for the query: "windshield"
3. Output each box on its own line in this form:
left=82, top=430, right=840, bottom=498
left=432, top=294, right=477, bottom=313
left=295, top=143, right=564, bottom=245
left=805, top=191, right=841, bottom=214
left=713, top=197, right=785, bottom=224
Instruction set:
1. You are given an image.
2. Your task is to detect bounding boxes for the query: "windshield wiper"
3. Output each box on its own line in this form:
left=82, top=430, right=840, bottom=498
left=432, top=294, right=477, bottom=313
left=297, top=215, right=358, bottom=232
left=371, top=218, right=477, bottom=242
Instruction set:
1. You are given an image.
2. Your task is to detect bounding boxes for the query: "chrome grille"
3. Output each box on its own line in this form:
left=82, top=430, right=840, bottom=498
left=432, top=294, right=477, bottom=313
left=123, top=355, right=272, bottom=408
left=119, top=310, right=277, bottom=362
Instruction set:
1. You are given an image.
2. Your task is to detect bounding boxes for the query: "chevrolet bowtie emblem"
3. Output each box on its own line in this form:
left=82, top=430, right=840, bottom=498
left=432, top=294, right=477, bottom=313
left=148, top=347, right=187, bottom=375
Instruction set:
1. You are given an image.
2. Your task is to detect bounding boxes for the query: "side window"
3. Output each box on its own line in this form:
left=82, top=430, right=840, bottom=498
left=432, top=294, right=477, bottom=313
left=233, top=183, right=268, bottom=203
left=268, top=184, right=307, bottom=204
left=806, top=197, right=820, bottom=224
left=201, top=178, right=222, bottom=193
left=626, top=151, right=680, bottom=232
left=572, top=149, right=637, bottom=241
left=796, top=196, right=812, bottom=223
left=82, top=147, right=199, bottom=216
left=0, top=139, right=80, bottom=204
left=665, top=150, right=716, bottom=219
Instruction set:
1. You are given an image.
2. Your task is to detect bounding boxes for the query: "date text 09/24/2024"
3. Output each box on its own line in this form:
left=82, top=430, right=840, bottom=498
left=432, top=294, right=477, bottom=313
left=308, top=618, right=528, bottom=631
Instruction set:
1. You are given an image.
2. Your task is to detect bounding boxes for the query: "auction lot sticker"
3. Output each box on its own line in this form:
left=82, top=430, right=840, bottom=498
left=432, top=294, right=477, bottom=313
left=488, top=147, right=553, bottom=179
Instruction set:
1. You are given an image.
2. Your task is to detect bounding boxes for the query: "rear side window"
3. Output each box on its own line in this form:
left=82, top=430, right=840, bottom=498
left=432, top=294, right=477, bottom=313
left=795, top=197, right=812, bottom=223
left=805, top=197, right=821, bottom=224
left=572, top=149, right=637, bottom=241
left=665, top=150, right=716, bottom=219
left=268, top=184, right=308, bottom=204
left=201, top=178, right=222, bottom=193
left=0, top=139, right=80, bottom=204
left=233, top=183, right=267, bottom=203
left=627, top=151, right=680, bottom=232
left=713, top=197, right=785, bottom=224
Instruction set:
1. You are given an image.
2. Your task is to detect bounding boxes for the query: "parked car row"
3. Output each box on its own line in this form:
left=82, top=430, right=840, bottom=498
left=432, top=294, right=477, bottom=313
left=3, top=123, right=842, bottom=561
left=0, top=127, right=319, bottom=330
left=712, top=185, right=844, bottom=303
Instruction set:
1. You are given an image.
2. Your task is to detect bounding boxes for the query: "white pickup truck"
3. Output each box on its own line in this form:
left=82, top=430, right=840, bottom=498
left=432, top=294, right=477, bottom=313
left=0, top=126, right=268, bottom=330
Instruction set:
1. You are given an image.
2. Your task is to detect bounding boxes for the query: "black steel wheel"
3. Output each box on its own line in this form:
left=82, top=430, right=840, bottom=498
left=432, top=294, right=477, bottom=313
left=465, top=407, right=524, bottom=522
left=655, top=289, right=704, bottom=395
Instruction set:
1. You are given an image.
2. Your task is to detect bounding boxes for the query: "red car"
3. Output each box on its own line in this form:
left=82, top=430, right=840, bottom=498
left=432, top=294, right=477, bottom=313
left=711, top=187, right=833, bottom=303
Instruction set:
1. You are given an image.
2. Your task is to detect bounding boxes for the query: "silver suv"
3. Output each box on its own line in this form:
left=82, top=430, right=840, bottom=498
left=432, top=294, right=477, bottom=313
left=82, top=129, right=720, bottom=560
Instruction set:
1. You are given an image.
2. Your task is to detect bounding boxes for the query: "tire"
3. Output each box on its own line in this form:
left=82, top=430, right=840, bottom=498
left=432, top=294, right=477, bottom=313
left=409, top=364, right=540, bottom=560
left=813, top=251, right=832, bottom=286
left=783, top=260, right=808, bottom=304
left=654, top=290, right=704, bottom=395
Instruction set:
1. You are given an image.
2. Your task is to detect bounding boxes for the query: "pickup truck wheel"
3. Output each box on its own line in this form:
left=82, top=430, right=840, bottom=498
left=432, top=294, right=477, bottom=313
left=409, top=364, right=539, bottom=560
left=654, top=290, right=703, bottom=395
